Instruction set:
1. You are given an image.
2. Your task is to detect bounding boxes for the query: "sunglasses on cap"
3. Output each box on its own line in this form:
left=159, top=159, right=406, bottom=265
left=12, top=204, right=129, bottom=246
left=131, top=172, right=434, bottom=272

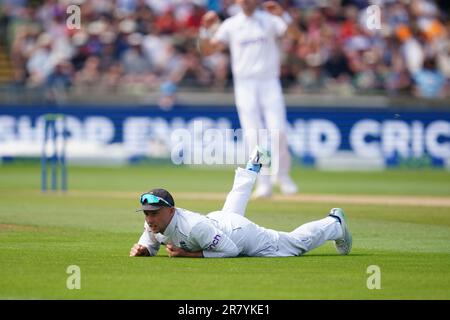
left=140, top=193, right=173, bottom=207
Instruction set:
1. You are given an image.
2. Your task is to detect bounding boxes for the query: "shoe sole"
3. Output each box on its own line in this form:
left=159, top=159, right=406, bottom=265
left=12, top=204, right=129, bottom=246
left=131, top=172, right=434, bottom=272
left=255, top=146, right=271, bottom=167
left=280, top=184, right=298, bottom=195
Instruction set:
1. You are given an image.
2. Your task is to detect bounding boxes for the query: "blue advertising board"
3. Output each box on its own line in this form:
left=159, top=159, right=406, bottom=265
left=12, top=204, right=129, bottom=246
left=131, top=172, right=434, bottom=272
left=0, top=104, right=449, bottom=168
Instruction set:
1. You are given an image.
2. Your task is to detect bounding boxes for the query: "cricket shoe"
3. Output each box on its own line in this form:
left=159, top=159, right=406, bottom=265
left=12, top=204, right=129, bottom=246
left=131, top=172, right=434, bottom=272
left=252, top=183, right=272, bottom=198
left=328, top=208, right=352, bottom=255
left=246, top=145, right=270, bottom=173
left=276, top=175, right=298, bottom=195
left=252, top=173, right=272, bottom=198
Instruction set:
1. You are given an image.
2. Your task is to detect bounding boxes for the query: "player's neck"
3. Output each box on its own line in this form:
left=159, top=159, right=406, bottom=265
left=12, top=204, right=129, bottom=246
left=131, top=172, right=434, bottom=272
left=242, top=7, right=257, bottom=17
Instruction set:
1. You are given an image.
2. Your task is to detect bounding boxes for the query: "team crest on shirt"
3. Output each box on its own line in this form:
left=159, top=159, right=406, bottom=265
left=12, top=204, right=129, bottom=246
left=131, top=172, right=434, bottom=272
left=179, top=241, right=189, bottom=250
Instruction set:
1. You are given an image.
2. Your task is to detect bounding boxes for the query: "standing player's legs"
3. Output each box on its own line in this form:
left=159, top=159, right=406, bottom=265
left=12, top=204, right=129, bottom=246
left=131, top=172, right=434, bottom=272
left=234, top=78, right=272, bottom=197
left=222, top=167, right=257, bottom=216
left=258, top=78, right=297, bottom=194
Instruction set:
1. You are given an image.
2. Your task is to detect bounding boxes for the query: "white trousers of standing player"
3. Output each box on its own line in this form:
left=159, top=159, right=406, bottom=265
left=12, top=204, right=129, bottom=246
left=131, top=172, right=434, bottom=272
left=221, top=167, right=342, bottom=256
left=234, top=77, right=292, bottom=188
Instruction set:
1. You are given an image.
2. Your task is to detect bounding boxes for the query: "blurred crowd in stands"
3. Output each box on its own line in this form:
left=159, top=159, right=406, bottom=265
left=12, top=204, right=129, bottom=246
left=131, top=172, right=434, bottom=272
left=0, top=0, right=449, bottom=104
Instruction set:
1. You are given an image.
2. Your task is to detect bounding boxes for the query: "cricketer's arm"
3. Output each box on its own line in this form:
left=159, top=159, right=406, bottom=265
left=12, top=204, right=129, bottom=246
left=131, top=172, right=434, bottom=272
left=262, top=1, right=301, bottom=39
left=165, top=243, right=204, bottom=258
left=130, top=222, right=161, bottom=257
left=165, top=221, right=240, bottom=258
left=198, top=11, right=227, bottom=56
left=193, top=221, right=240, bottom=258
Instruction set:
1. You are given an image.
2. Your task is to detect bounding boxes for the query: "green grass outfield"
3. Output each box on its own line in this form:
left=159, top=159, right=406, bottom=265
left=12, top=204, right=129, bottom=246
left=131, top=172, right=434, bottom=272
left=0, top=164, right=449, bottom=299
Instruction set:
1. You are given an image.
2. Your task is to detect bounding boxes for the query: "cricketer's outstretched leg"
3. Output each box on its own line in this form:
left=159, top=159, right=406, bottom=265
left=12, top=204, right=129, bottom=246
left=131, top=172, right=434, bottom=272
left=221, top=147, right=267, bottom=216
left=276, top=208, right=352, bottom=256
left=222, top=168, right=257, bottom=216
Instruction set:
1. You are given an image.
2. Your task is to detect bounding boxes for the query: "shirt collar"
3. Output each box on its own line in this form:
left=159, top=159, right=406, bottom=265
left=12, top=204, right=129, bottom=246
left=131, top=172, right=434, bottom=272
left=162, top=208, right=179, bottom=238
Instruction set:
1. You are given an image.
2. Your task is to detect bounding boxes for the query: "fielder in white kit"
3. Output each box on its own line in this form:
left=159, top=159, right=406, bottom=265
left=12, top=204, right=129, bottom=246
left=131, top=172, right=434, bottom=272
left=130, top=148, right=352, bottom=258
left=198, top=0, right=301, bottom=198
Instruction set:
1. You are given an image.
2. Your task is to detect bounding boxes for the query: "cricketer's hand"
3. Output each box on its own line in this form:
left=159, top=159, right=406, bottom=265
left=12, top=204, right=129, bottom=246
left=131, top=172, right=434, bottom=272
left=201, top=11, right=219, bottom=29
left=166, top=243, right=203, bottom=258
left=129, top=243, right=150, bottom=257
left=262, top=1, right=284, bottom=16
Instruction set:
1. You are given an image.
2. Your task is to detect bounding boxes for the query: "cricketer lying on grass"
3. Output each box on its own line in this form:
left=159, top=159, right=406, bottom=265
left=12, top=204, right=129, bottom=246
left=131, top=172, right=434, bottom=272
left=130, top=148, right=352, bottom=258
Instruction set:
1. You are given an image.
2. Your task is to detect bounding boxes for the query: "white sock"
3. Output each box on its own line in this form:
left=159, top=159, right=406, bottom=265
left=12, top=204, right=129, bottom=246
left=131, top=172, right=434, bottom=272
left=324, top=216, right=343, bottom=240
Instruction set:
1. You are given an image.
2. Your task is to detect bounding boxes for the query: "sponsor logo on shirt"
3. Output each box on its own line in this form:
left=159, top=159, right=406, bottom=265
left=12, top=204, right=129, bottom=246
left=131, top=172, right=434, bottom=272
left=207, top=234, right=221, bottom=250
left=239, top=37, right=267, bottom=47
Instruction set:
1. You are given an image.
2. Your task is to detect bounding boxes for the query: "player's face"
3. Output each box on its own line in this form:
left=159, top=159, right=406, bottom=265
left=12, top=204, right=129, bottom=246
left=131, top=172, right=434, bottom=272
left=144, top=207, right=175, bottom=233
left=236, top=0, right=259, bottom=13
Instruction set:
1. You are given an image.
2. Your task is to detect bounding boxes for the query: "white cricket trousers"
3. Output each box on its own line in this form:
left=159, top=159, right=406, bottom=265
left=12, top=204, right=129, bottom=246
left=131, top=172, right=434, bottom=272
left=234, top=77, right=292, bottom=183
left=220, top=167, right=342, bottom=256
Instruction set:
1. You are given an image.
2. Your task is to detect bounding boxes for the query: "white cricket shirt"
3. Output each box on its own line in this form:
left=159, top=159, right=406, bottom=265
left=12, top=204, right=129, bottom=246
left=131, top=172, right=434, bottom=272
left=213, top=9, right=288, bottom=80
left=138, top=207, right=279, bottom=258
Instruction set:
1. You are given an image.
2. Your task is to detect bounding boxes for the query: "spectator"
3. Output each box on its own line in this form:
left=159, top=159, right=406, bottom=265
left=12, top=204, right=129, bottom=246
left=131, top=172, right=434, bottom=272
left=121, top=32, right=157, bottom=88
left=26, top=33, right=55, bottom=87
left=154, top=7, right=178, bottom=35
left=142, top=26, right=172, bottom=72
left=101, top=62, right=124, bottom=92
left=413, top=57, right=447, bottom=98
left=1, top=0, right=448, bottom=99
left=323, top=43, right=353, bottom=82
left=74, top=56, right=102, bottom=89
left=384, top=50, right=412, bottom=95
left=46, top=58, right=73, bottom=103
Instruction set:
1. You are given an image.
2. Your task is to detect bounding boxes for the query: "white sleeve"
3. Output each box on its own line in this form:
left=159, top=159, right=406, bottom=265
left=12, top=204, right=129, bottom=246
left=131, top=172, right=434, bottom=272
left=270, top=15, right=288, bottom=37
left=212, top=21, right=231, bottom=45
left=138, top=222, right=161, bottom=256
left=191, top=221, right=239, bottom=258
